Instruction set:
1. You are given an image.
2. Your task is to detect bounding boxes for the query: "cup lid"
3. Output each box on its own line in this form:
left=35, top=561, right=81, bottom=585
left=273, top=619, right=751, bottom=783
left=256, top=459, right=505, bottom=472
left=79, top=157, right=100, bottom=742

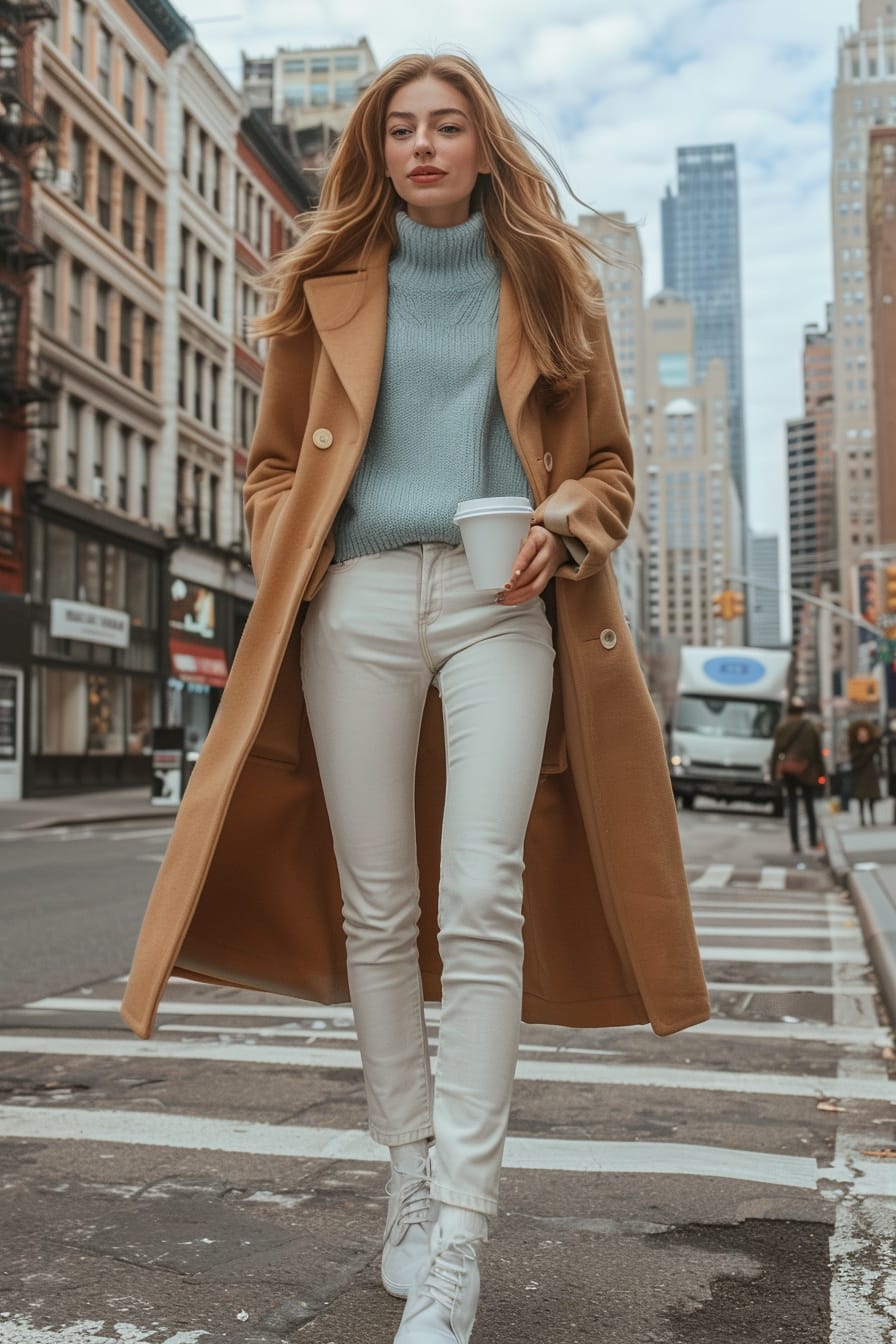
left=453, top=496, right=533, bottom=521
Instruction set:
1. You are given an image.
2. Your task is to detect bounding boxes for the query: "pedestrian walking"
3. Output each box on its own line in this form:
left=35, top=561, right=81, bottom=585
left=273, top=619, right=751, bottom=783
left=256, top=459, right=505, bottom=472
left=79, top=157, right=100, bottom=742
left=849, top=720, right=882, bottom=826
left=121, top=52, right=709, bottom=1344
left=771, top=697, right=824, bottom=855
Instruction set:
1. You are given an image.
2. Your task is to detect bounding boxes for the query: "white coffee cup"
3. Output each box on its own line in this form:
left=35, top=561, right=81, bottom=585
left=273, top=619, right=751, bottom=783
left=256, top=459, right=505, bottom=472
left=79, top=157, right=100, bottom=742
left=453, top=496, right=534, bottom=590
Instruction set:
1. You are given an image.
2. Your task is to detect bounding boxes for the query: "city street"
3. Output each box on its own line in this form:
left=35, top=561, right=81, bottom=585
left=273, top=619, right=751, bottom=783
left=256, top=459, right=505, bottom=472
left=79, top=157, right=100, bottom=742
left=1, top=805, right=895, bottom=1343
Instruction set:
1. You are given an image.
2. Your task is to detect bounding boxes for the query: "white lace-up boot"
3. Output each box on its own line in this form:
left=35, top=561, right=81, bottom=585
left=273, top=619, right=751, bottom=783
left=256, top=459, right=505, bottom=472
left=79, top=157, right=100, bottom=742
left=392, top=1228, right=482, bottom=1343
left=381, top=1152, right=436, bottom=1298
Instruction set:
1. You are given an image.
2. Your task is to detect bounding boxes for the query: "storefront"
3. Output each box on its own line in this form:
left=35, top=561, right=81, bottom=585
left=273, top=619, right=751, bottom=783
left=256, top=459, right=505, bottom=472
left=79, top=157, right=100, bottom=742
left=26, top=490, right=167, bottom=794
left=164, top=576, right=251, bottom=751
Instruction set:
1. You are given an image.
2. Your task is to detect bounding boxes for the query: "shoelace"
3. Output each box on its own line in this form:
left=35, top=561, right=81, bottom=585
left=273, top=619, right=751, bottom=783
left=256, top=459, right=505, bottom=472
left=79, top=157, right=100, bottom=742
left=385, top=1170, right=431, bottom=1243
left=418, top=1239, right=477, bottom=1313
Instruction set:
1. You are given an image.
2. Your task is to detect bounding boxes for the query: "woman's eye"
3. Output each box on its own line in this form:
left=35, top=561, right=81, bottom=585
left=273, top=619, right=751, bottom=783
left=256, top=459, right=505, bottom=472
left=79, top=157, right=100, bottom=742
left=439, top=124, right=461, bottom=134
left=390, top=128, right=411, bottom=138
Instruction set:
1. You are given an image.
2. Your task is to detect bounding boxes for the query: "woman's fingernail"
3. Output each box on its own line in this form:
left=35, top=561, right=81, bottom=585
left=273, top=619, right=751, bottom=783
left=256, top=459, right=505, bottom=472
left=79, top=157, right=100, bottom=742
left=504, top=583, right=512, bottom=591
left=514, top=570, right=522, bottom=577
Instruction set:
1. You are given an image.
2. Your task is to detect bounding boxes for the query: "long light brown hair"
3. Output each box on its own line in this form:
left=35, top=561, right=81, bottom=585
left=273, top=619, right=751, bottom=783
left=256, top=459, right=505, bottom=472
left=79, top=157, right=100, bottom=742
left=254, top=52, right=616, bottom=400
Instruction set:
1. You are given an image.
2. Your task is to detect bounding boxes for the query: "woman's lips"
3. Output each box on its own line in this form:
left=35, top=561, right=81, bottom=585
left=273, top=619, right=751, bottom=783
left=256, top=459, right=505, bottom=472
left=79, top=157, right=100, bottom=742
left=409, top=170, right=446, bottom=182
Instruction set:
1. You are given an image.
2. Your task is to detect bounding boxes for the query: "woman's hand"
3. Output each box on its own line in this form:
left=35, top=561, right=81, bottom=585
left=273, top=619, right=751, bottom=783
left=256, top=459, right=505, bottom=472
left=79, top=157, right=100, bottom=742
left=497, top=525, right=568, bottom=606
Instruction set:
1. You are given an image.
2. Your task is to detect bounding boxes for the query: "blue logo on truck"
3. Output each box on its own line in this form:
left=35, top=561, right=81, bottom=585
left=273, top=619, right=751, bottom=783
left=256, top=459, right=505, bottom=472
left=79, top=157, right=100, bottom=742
left=702, top=656, right=766, bottom=687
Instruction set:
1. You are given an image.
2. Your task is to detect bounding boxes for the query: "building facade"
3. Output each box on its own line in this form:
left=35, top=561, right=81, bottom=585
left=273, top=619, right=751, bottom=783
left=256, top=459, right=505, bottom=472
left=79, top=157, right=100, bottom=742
left=831, top=0, right=896, bottom=650
left=661, top=144, right=747, bottom=524
left=643, top=290, right=744, bottom=648
left=867, top=123, right=896, bottom=545
left=747, top=532, right=783, bottom=647
left=577, top=211, right=648, bottom=654
left=242, top=39, right=377, bottom=174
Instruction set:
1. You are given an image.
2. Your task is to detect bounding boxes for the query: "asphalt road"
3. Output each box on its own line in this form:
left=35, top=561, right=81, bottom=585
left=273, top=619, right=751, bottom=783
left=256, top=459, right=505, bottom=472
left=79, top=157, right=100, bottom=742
left=0, top=802, right=894, bottom=1344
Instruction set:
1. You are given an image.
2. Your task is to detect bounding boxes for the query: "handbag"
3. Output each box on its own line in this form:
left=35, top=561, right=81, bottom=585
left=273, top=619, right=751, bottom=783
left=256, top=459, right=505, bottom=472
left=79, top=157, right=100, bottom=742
left=775, top=721, right=809, bottom=781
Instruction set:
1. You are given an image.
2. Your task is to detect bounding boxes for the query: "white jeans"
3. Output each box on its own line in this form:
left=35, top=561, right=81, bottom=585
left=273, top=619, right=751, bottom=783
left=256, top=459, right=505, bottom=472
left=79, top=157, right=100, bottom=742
left=300, top=543, right=555, bottom=1214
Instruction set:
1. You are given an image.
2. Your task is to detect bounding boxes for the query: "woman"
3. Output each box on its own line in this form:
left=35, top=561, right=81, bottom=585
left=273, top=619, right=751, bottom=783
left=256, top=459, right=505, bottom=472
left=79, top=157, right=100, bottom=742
left=850, top=721, right=882, bottom=826
left=770, top=696, right=824, bottom=855
left=121, top=53, right=708, bottom=1344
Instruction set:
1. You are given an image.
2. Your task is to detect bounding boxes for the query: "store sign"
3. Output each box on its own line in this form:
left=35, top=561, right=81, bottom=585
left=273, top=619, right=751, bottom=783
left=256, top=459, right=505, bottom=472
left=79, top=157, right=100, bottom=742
left=50, top=598, right=130, bottom=649
left=170, top=578, right=216, bottom=640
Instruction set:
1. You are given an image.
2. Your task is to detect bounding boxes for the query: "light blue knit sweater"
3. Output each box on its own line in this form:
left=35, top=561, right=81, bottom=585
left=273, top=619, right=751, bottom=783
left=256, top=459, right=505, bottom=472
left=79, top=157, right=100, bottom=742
left=333, top=210, right=532, bottom=562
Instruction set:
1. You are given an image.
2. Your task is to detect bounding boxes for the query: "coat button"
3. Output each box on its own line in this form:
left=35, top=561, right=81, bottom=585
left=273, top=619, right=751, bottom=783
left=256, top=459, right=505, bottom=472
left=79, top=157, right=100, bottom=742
left=312, top=428, right=333, bottom=449
left=543, top=451, right=554, bottom=472
left=599, top=628, right=617, bottom=649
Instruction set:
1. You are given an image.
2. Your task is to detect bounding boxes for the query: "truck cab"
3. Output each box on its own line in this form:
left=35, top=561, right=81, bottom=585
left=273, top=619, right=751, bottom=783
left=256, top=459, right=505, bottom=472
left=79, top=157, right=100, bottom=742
left=667, top=647, right=791, bottom=815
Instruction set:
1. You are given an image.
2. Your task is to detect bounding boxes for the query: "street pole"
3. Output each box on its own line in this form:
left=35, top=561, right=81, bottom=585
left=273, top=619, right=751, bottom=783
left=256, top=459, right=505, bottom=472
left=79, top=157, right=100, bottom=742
left=818, top=581, right=833, bottom=731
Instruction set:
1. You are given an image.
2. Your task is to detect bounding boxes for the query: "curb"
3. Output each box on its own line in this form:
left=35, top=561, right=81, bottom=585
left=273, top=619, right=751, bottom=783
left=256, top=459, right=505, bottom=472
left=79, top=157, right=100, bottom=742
left=820, top=817, right=851, bottom=886
left=13, top=809, right=169, bottom=832
left=848, top=867, right=896, bottom=1032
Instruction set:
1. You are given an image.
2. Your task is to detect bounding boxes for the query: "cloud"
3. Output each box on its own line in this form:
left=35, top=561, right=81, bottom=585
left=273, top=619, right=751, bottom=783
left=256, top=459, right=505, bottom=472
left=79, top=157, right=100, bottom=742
left=184, top=0, right=860, bottom=576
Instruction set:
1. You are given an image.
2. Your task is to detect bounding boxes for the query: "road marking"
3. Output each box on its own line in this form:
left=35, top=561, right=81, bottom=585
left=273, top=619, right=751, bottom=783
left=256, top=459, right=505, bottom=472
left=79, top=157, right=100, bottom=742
left=824, top=893, right=896, bottom=1341
left=1, top=1034, right=893, bottom=1100
left=693, top=910, right=831, bottom=924
left=17, top=997, right=887, bottom=1046
left=706, top=982, right=876, bottom=995
left=696, top=925, right=860, bottom=940
left=690, top=900, right=834, bottom=915
left=758, top=867, right=788, bottom=890
left=699, top=947, right=868, bottom=965
left=0, top=1103, right=854, bottom=1191
left=0, top=1322, right=206, bottom=1343
left=691, top=864, right=734, bottom=889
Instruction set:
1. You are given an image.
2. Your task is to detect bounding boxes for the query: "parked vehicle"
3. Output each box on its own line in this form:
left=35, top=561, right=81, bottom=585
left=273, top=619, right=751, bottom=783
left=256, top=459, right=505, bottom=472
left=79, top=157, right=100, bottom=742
left=666, top=646, right=792, bottom=815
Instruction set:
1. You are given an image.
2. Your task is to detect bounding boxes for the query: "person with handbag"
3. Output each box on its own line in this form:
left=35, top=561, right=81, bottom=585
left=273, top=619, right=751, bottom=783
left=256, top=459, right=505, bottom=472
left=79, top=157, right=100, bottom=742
left=770, top=696, right=824, bottom=854
left=849, top=720, right=882, bottom=825
left=121, top=51, right=709, bottom=1344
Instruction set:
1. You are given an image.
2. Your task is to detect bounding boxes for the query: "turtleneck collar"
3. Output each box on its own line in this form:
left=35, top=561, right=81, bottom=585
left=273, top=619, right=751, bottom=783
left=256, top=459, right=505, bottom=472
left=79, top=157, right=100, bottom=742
left=393, top=209, right=496, bottom=281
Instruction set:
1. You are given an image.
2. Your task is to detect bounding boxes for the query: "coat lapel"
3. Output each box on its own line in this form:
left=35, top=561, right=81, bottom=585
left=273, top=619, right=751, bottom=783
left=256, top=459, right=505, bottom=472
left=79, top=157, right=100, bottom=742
left=496, top=272, right=543, bottom=490
left=303, top=242, right=391, bottom=438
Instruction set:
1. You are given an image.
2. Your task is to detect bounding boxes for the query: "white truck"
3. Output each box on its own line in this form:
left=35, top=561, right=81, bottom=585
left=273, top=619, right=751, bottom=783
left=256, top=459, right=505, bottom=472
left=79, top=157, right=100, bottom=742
left=666, top=646, right=792, bottom=815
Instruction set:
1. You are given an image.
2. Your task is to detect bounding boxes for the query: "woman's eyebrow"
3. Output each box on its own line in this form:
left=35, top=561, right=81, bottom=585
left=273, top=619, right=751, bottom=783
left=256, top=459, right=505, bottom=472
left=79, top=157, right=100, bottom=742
left=386, top=108, right=469, bottom=120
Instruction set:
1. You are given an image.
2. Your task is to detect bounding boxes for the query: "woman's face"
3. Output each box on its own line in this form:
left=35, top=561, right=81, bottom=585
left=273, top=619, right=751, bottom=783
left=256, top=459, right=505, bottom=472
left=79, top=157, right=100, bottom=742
left=384, top=75, right=488, bottom=228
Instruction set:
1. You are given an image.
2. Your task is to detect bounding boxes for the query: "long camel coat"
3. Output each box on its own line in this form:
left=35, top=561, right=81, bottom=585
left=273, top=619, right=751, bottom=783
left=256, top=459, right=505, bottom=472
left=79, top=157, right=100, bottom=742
left=121, top=240, right=710, bottom=1041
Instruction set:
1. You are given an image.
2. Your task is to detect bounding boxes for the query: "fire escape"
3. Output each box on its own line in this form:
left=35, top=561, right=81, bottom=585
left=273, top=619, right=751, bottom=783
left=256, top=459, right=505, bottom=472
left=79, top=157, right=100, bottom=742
left=0, top=0, right=57, bottom=421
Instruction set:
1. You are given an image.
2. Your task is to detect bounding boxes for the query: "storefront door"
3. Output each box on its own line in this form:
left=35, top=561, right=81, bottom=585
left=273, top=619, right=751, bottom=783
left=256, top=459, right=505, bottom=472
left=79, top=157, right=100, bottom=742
left=0, top=666, right=23, bottom=800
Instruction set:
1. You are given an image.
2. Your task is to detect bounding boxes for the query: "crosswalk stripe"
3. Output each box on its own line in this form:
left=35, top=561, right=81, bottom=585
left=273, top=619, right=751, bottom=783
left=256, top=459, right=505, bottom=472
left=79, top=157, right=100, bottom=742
left=1, top=1034, right=893, bottom=1100
left=699, top=947, right=867, bottom=965
left=758, top=867, right=788, bottom=890
left=0, top=1104, right=849, bottom=1191
left=691, top=864, right=735, bottom=889
left=695, top=926, right=860, bottom=940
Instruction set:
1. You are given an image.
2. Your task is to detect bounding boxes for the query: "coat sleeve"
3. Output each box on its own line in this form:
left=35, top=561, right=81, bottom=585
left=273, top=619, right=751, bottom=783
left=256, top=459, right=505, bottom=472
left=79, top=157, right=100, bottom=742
left=243, top=327, right=315, bottom=583
left=531, top=286, right=635, bottom=581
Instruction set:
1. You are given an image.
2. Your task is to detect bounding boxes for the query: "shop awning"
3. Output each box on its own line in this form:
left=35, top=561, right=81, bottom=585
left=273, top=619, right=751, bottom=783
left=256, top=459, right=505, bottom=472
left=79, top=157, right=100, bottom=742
left=168, top=636, right=229, bottom=687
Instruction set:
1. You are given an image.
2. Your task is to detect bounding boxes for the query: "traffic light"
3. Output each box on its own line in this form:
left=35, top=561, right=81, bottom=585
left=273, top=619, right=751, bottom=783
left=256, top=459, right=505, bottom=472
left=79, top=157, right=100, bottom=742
left=712, top=590, right=744, bottom=621
left=885, top=563, right=896, bottom=614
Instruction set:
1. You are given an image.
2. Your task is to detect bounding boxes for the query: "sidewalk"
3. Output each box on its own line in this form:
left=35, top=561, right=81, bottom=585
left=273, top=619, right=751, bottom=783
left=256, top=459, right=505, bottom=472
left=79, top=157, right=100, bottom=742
left=0, top=786, right=163, bottom=833
left=822, top=798, right=896, bottom=1029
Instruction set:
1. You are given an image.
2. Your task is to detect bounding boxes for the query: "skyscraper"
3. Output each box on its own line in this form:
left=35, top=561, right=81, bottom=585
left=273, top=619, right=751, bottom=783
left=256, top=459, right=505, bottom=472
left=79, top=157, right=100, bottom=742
left=747, top=533, right=783, bottom=647
left=830, top=0, right=896, bottom=639
left=661, top=145, right=746, bottom=519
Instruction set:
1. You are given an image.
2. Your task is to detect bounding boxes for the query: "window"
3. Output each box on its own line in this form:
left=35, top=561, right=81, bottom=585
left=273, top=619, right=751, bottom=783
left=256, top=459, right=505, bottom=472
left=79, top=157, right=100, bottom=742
left=97, top=152, right=112, bottom=229
left=210, top=365, right=219, bottom=430
left=181, top=112, right=191, bottom=177
left=310, top=57, right=330, bottom=72
left=144, top=79, right=157, bottom=148
left=195, top=242, right=205, bottom=308
left=95, top=280, right=109, bottom=360
left=179, top=226, right=189, bottom=293
left=70, top=0, right=86, bottom=72
left=212, top=148, right=222, bottom=212
left=144, top=196, right=156, bottom=269
left=119, top=298, right=134, bottom=377
left=283, top=58, right=305, bottom=72
left=141, top=314, right=155, bottom=391
left=121, top=176, right=136, bottom=250
left=335, top=82, right=357, bottom=103
left=193, top=353, right=204, bottom=419
left=118, top=428, right=130, bottom=509
left=212, top=258, right=221, bottom=321
left=209, top=474, right=219, bottom=543
left=310, top=83, right=329, bottom=106
left=139, top=439, right=151, bottom=519
left=197, top=130, right=207, bottom=195
left=657, top=352, right=690, bottom=387
left=97, top=26, right=111, bottom=98
left=69, top=261, right=85, bottom=344
left=94, top=412, right=108, bottom=494
left=122, top=53, right=136, bottom=125
left=41, top=240, right=58, bottom=330
left=334, top=54, right=359, bottom=71
left=70, top=129, right=88, bottom=207
left=65, top=399, right=82, bottom=489
left=42, top=98, right=61, bottom=175
left=178, top=340, right=187, bottom=408
left=192, top=464, right=202, bottom=535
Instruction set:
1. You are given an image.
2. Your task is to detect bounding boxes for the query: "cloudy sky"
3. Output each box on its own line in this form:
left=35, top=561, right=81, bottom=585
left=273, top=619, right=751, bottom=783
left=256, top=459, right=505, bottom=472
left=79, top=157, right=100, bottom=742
left=182, top=0, right=859, bottom=567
